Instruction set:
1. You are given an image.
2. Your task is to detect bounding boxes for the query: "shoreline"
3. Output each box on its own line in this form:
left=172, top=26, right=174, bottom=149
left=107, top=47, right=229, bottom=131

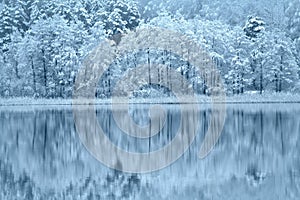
left=1, top=93, right=300, bottom=106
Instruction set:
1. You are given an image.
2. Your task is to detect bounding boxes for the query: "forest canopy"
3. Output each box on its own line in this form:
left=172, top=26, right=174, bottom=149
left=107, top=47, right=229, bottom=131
left=0, top=0, right=299, bottom=98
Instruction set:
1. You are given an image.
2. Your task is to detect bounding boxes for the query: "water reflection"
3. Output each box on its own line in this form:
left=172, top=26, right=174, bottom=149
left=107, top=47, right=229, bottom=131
left=0, top=104, right=300, bottom=199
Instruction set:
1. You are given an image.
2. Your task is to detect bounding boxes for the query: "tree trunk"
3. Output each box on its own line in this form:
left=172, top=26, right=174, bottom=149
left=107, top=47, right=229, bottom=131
left=42, top=49, right=48, bottom=97
left=259, top=62, right=263, bottom=94
left=31, top=56, right=36, bottom=95
left=147, top=49, right=151, bottom=84
left=279, top=55, right=283, bottom=92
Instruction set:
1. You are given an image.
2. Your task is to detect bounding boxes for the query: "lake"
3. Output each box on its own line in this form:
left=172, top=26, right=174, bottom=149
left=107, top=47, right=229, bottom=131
left=0, top=104, right=300, bottom=199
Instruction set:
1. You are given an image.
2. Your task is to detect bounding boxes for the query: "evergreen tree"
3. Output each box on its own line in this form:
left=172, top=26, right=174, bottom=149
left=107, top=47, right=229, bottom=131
left=226, top=53, right=249, bottom=94
left=102, top=0, right=140, bottom=41
left=16, top=33, right=38, bottom=96
left=0, top=5, right=14, bottom=52
left=17, top=0, right=40, bottom=28
left=249, top=41, right=266, bottom=94
left=285, top=0, right=300, bottom=41
left=243, top=16, right=265, bottom=39
left=284, top=0, right=300, bottom=78
left=0, top=49, right=11, bottom=96
left=265, top=31, right=299, bottom=92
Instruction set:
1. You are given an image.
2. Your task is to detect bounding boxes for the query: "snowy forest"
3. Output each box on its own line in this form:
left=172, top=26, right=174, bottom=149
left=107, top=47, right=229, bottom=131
left=0, top=0, right=300, bottom=98
left=2, top=1, right=300, bottom=199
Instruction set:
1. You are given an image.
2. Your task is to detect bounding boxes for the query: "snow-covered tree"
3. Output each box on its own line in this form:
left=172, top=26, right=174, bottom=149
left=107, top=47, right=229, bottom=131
left=17, top=14, right=88, bottom=98
left=0, top=0, right=299, bottom=98
left=16, top=33, right=38, bottom=96
left=0, top=4, right=14, bottom=52
left=225, top=53, right=249, bottom=94
left=264, top=31, right=299, bottom=92
left=17, top=0, right=40, bottom=30
left=0, top=49, right=11, bottom=96
left=284, top=0, right=300, bottom=79
left=102, top=0, right=140, bottom=40
left=50, top=16, right=88, bottom=97
left=285, top=0, right=300, bottom=41
left=243, top=16, right=265, bottom=39
left=5, top=30, right=24, bottom=96
left=139, top=0, right=203, bottom=21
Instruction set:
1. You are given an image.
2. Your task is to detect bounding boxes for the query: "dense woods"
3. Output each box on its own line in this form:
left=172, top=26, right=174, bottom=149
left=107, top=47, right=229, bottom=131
left=0, top=0, right=299, bottom=98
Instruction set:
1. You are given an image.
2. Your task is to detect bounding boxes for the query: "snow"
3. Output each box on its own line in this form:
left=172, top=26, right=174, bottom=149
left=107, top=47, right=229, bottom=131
left=0, top=0, right=300, bottom=198
left=1, top=93, right=300, bottom=107
left=254, top=26, right=265, bottom=32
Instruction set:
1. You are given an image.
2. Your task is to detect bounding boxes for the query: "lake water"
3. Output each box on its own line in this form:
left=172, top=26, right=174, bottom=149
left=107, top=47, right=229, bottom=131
left=1, top=104, right=300, bottom=199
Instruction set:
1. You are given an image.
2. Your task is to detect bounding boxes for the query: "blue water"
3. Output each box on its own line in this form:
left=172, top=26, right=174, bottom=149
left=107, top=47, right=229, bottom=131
left=0, top=104, right=300, bottom=199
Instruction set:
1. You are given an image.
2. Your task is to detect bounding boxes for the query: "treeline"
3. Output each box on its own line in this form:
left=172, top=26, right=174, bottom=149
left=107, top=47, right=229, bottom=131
left=0, top=0, right=299, bottom=98
left=0, top=0, right=140, bottom=98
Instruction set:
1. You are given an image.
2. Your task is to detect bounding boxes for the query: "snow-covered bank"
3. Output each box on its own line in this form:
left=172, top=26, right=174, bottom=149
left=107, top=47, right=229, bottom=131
left=223, top=92, right=300, bottom=103
left=0, top=93, right=300, bottom=106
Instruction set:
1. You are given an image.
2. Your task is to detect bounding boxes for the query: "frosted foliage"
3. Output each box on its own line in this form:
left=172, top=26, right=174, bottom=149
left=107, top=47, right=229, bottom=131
left=0, top=0, right=299, bottom=97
